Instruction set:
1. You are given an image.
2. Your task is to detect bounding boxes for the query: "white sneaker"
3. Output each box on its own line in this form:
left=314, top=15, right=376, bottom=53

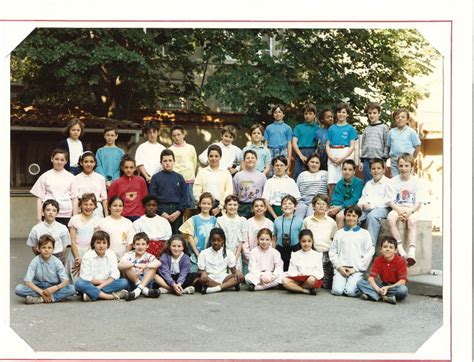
left=183, top=286, right=195, bottom=294
left=158, top=287, right=170, bottom=294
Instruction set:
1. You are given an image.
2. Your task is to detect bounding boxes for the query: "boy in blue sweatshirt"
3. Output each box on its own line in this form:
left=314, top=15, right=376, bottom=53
left=149, top=149, right=188, bottom=234
left=327, top=159, right=364, bottom=228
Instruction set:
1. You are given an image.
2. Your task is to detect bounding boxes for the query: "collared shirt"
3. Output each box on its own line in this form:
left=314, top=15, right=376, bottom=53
left=80, top=249, right=120, bottom=281
left=239, top=143, right=272, bottom=172
left=370, top=254, right=408, bottom=283
left=358, top=175, right=393, bottom=208
left=197, top=247, right=236, bottom=275
left=264, top=121, right=293, bottom=148
left=387, top=125, right=421, bottom=158
left=293, top=122, right=319, bottom=148
left=303, top=214, right=337, bottom=252
left=26, top=221, right=70, bottom=254
left=24, top=255, right=68, bottom=286
left=329, top=227, right=374, bottom=272
left=262, top=175, right=301, bottom=206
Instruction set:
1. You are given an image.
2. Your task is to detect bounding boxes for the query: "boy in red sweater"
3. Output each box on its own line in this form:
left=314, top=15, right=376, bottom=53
left=356, top=236, right=408, bottom=304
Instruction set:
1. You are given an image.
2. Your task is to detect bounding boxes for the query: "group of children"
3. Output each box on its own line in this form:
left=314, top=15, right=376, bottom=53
left=15, top=101, right=423, bottom=306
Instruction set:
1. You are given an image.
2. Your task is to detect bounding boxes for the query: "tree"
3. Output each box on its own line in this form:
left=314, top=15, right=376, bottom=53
left=11, top=28, right=439, bottom=126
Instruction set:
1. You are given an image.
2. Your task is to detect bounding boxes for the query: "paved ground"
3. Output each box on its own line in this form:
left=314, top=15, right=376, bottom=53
left=9, top=236, right=443, bottom=353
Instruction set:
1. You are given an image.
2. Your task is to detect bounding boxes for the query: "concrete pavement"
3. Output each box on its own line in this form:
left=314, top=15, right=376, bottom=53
left=9, top=238, right=443, bottom=353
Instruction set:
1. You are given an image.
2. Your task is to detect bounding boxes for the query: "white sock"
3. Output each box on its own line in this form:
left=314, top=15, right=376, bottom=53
left=408, top=245, right=416, bottom=256
left=302, top=289, right=310, bottom=294
left=159, top=287, right=170, bottom=294
left=206, top=286, right=222, bottom=294
left=397, top=241, right=407, bottom=257
left=183, top=286, right=195, bottom=294
left=133, top=287, right=142, bottom=297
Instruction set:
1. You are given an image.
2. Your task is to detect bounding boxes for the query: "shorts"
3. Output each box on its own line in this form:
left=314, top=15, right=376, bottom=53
left=288, top=275, right=323, bottom=289
left=208, top=273, right=231, bottom=284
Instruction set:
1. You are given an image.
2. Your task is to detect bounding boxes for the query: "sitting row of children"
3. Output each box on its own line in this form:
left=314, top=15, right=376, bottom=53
left=16, top=206, right=407, bottom=305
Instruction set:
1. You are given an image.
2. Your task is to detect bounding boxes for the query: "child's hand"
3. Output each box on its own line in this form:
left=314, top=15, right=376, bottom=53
left=299, top=154, right=308, bottom=163
left=379, top=286, right=389, bottom=296
left=74, top=256, right=82, bottom=267
left=72, top=264, right=81, bottom=276
left=173, top=284, right=183, bottom=295
left=358, top=163, right=364, bottom=172
left=211, top=207, right=220, bottom=216
left=161, top=212, right=170, bottom=220
left=168, top=211, right=181, bottom=222
left=261, top=275, right=274, bottom=284
left=234, top=271, right=244, bottom=282
left=200, top=272, right=209, bottom=284
left=42, top=288, right=54, bottom=303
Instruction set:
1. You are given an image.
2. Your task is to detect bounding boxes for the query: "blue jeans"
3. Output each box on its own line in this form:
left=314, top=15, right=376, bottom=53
left=359, top=207, right=389, bottom=247
left=361, top=158, right=372, bottom=183
left=158, top=203, right=184, bottom=235
left=268, top=147, right=288, bottom=177
left=390, top=158, right=400, bottom=177
left=75, top=278, right=129, bottom=301
left=185, top=182, right=195, bottom=208
left=356, top=279, right=408, bottom=301
left=15, top=282, right=76, bottom=302
left=293, top=147, right=315, bottom=180
left=295, top=198, right=314, bottom=219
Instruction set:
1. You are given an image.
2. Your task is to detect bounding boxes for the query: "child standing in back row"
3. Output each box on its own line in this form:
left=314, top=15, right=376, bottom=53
left=292, top=103, right=319, bottom=180
left=168, top=125, right=198, bottom=208
left=96, top=126, right=125, bottom=188
left=57, top=118, right=85, bottom=175
left=314, top=107, right=334, bottom=171
left=387, top=108, right=421, bottom=177
left=135, top=121, right=166, bottom=183
left=358, top=102, right=389, bottom=183
left=325, top=102, right=358, bottom=198
left=239, top=124, right=272, bottom=176
left=264, top=104, right=293, bottom=172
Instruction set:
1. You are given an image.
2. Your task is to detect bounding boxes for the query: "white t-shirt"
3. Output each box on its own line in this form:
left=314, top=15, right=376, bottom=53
left=135, top=141, right=166, bottom=176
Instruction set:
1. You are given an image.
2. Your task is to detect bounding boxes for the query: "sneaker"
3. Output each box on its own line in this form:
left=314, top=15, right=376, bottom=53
left=112, top=289, right=128, bottom=300
left=407, top=247, right=417, bottom=267
left=360, top=293, right=369, bottom=301
left=309, top=288, right=317, bottom=295
left=383, top=295, right=397, bottom=305
left=183, top=286, right=195, bottom=294
left=82, top=293, right=91, bottom=302
left=248, top=284, right=255, bottom=292
left=147, top=288, right=161, bottom=298
left=234, top=284, right=241, bottom=292
left=26, top=295, right=44, bottom=304
left=201, top=285, right=207, bottom=295
left=125, top=291, right=136, bottom=301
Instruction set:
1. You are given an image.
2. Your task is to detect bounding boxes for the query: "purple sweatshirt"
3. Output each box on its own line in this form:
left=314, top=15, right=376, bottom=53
left=159, top=252, right=191, bottom=286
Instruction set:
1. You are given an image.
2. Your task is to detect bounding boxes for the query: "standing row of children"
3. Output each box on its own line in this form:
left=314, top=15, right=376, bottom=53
left=17, top=100, right=421, bottom=305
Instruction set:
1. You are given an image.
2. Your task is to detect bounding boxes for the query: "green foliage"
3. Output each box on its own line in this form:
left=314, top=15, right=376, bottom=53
left=11, top=28, right=438, bottom=126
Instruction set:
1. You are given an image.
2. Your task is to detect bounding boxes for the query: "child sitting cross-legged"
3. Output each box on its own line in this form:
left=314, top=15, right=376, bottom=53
left=75, top=231, right=129, bottom=302
left=356, top=236, right=408, bottom=305
left=245, top=228, right=283, bottom=291
left=281, top=229, right=324, bottom=295
left=196, top=228, right=244, bottom=294
left=118, top=232, right=161, bottom=301
left=155, top=235, right=199, bottom=295
left=15, top=234, right=76, bottom=304
left=329, top=206, right=374, bottom=297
